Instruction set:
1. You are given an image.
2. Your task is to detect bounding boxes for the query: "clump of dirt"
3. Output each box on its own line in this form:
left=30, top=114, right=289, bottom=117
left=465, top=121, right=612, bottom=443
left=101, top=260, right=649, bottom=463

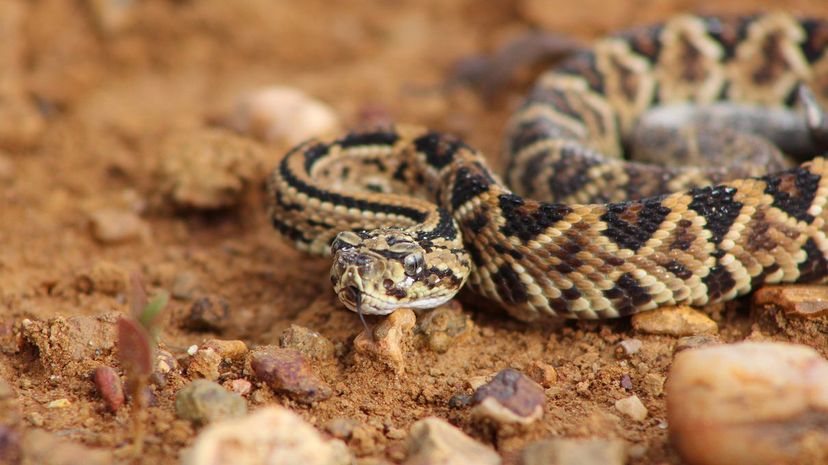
left=1, top=1, right=827, bottom=464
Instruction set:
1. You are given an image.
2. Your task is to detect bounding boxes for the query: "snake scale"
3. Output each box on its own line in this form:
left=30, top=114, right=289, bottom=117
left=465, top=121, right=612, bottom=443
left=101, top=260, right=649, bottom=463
left=268, top=13, right=828, bottom=321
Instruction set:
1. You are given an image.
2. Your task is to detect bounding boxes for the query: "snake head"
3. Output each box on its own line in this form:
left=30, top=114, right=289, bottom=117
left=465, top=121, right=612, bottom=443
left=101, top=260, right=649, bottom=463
left=329, top=229, right=468, bottom=317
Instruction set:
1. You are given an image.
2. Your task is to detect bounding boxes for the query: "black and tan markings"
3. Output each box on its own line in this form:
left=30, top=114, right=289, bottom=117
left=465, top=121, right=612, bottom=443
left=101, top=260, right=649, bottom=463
left=269, top=13, right=828, bottom=320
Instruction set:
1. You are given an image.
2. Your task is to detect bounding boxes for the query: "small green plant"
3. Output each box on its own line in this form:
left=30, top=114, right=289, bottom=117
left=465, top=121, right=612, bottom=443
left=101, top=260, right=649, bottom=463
left=116, top=272, right=168, bottom=456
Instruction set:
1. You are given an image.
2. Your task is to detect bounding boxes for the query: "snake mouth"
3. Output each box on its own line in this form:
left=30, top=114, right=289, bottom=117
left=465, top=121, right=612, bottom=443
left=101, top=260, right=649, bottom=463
left=336, top=286, right=397, bottom=316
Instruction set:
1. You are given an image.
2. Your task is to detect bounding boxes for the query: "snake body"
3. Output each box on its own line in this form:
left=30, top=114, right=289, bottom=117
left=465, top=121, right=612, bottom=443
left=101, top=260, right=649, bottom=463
left=268, top=13, right=828, bottom=321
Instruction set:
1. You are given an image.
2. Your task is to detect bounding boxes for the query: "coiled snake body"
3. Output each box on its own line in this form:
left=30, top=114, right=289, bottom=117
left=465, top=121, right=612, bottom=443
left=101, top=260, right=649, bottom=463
left=268, top=13, right=828, bottom=321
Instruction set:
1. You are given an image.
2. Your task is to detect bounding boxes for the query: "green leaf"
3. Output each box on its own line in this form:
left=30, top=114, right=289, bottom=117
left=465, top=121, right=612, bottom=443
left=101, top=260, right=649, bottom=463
left=139, top=291, right=168, bottom=332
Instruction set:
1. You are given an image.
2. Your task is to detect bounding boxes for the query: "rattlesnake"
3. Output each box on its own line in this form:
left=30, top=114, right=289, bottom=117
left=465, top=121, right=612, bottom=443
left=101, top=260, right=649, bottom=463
left=268, top=13, right=828, bottom=322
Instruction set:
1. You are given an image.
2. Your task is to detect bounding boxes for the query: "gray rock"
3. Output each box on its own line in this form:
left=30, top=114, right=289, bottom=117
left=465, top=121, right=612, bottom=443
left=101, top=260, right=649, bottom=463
left=471, top=368, right=545, bottom=427
left=175, top=379, right=247, bottom=425
left=251, top=347, right=332, bottom=404
left=279, top=325, right=335, bottom=360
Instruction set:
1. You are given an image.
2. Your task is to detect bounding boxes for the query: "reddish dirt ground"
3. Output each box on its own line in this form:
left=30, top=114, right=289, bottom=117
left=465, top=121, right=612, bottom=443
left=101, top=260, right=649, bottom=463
left=1, top=1, right=827, bottom=464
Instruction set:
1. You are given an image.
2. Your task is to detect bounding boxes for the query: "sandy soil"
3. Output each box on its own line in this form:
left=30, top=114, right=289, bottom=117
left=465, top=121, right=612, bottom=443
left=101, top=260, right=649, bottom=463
left=1, top=1, right=827, bottom=464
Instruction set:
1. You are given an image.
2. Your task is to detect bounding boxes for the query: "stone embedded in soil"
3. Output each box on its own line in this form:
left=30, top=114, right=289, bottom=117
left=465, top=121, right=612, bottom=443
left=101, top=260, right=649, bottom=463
left=88, top=208, right=148, bottom=244
left=171, top=271, right=200, bottom=300
left=76, top=261, right=128, bottom=296
left=175, top=379, right=248, bottom=425
left=93, top=366, right=124, bottom=412
left=415, top=301, right=473, bottom=353
left=353, top=308, right=416, bottom=373
left=614, top=394, right=648, bottom=422
left=524, top=361, right=557, bottom=388
left=279, top=324, right=336, bottom=360
left=227, top=378, right=252, bottom=396
left=182, top=405, right=351, bottom=465
left=522, top=438, right=627, bottom=465
left=405, top=417, right=501, bottom=465
left=471, top=368, right=545, bottom=428
left=616, top=338, right=643, bottom=358
left=674, top=334, right=721, bottom=354
left=156, top=349, right=178, bottom=374
left=186, top=346, right=222, bottom=380
left=221, top=85, right=341, bottom=146
left=753, top=285, right=828, bottom=317
left=250, top=346, right=332, bottom=404
left=19, top=429, right=112, bottom=465
left=631, top=306, right=718, bottom=337
left=21, top=313, right=118, bottom=376
left=157, top=129, right=268, bottom=209
left=182, top=295, right=231, bottom=332
left=666, top=342, right=828, bottom=465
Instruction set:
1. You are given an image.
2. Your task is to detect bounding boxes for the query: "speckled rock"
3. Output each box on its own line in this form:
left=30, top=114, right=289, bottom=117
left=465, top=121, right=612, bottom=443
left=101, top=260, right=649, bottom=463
left=632, top=306, right=717, bottom=336
left=21, top=313, right=118, bottom=376
left=175, top=379, right=247, bottom=425
left=182, top=405, right=351, bottom=465
left=471, top=368, right=545, bottom=428
left=353, top=308, right=416, bottom=373
left=753, top=285, right=828, bottom=317
left=186, top=346, right=222, bottom=380
left=415, top=302, right=473, bottom=353
left=221, top=86, right=341, bottom=146
left=183, top=295, right=231, bottom=332
left=157, top=129, right=267, bottom=209
left=521, top=438, right=627, bottom=465
left=667, top=342, right=828, bottom=465
left=88, top=208, right=148, bottom=244
left=405, top=417, right=500, bottom=465
left=202, top=339, right=248, bottom=360
left=279, top=325, right=335, bottom=360
left=614, top=395, right=648, bottom=422
left=250, top=347, right=332, bottom=404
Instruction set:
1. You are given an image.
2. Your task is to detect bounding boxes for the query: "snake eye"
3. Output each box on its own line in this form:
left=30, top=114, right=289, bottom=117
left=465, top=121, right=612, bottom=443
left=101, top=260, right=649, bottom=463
left=331, top=231, right=362, bottom=253
left=403, top=252, right=424, bottom=277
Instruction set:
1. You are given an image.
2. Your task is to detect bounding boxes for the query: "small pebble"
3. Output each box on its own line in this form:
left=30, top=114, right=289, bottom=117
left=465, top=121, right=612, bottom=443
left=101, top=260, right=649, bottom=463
left=46, top=398, right=71, bottom=409
left=620, top=374, right=633, bottom=391
left=250, top=347, right=332, bottom=404
left=642, top=373, right=665, bottom=397
left=182, top=295, right=230, bottom=332
left=520, top=438, right=627, bottom=465
left=279, top=324, right=335, bottom=360
left=27, top=412, right=44, bottom=427
left=353, top=308, right=416, bottom=373
left=86, top=0, right=135, bottom=33
left=404, top=417, right=501, bottom=465
left=221, top=86, right=341, bottom=146
left=616, top=338, right=643, bottom=358
left=186, top=344, right=199, bottom=356
left=227, top=379, right=252, bottom=396
left=182, top=406, right=351, bottom=465
left=171, top=272, right=200, bottom=300
left=753, top=285, right=828, bottom=317
left=632, top=306, right=718, bottom=337
left=202, top=339, right=248, bottom=360
left=77, top=261, right=128, bottom=296
left=155, top=349, right=178, bottom=374
left=614, top=395, right=648, bottom=422
left=415, top=301, right=472, bottom=353
left=93, top=366, right=124, bottom=412
left=521, top=438, right=627, bottom=465
left=88, top=208, right=148, bottom=244
left=186, top=347, right=222, bottom=380
left=674, top=334, right=721, bottom=353
left=524, top=361, right=557, bottom=388
left=325, top=418, right=360, bottom=440
left=471, top=368, right=545, bottom=428
left=157, top=129, right=267, bottom=209
left=175, top=379, right=247, bottom=425
left=667, top=342, right=828, bottom=465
